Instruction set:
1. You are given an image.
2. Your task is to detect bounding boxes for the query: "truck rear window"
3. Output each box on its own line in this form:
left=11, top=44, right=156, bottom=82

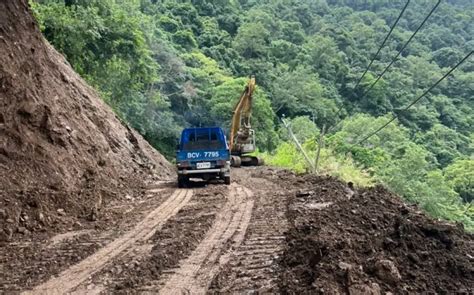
left=182, top=129, right=225, bottom=150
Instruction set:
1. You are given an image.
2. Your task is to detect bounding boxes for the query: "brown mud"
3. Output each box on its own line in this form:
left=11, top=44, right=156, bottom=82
left=276, top=172, right=474, bottom=294
left=0, top=0, right=173, bottom=244
left=1, top=168, right=473, bottom=294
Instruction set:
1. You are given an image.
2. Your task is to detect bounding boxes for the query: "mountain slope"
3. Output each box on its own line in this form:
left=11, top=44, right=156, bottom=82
left=0, top=0, right=173, bottom=239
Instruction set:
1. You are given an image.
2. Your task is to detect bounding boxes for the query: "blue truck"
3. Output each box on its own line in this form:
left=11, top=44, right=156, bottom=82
left=176, top=127, right=231, bottom=187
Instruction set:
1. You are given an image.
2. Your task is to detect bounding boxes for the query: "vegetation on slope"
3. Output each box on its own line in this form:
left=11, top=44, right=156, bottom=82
left=30, top=0, right=473, bottom=229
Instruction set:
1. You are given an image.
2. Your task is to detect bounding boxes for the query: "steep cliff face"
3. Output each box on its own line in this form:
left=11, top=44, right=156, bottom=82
left=0, top=0, right=173, bottom=237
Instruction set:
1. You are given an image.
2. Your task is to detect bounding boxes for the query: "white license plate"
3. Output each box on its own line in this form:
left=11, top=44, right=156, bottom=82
left=196, top=162, right=211, bottom=169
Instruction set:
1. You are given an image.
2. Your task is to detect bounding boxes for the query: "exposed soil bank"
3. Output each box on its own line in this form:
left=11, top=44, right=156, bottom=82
left=0, top=0, right=172, bottom=242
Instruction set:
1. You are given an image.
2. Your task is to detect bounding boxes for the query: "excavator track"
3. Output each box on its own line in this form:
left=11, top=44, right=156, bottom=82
left=231, top=155, right=264, bottom=167
left=241, top=155, right=265, bottom=166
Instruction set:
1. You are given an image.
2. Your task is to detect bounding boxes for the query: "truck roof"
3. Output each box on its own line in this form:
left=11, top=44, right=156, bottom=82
left=179, top=127, right=228, bottom=151
left=183, top=127, right=223, bottom=131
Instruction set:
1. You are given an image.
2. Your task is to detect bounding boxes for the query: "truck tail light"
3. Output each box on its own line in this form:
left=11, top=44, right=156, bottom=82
left=216, top=160, right=226, bottom=167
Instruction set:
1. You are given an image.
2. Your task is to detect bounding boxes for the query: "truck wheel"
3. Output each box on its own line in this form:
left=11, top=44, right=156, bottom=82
left=178, top=176, right=188, bottom=188
left=224, top=176, right=231, bottom=185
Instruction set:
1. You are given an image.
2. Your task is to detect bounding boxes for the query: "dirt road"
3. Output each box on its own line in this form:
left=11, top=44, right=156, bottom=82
left=24, top=189, right=193, bottom=294
left=1, top=168, right=473, bottom=294
left=2, top=168, right=288, bottom=294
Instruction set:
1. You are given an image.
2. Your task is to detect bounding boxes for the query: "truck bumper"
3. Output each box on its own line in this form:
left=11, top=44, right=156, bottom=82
left=178, top=168, right=228, bottom=175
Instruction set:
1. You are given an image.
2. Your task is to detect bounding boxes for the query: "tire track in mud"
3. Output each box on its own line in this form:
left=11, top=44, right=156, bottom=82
left=210, top=171, right=288, bottom=293
left=73, top=186, right=226, bottom=293
left=1, top=185, right=172, bottom=293
left=157, top=184, right=254, bottom=294
left=23, top=189, right=193, bottom=295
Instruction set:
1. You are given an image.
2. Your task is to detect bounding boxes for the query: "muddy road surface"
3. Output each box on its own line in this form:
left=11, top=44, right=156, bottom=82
left=1, top=168, right=473, bottom=294
left=1, top=168, right=288, bottom=294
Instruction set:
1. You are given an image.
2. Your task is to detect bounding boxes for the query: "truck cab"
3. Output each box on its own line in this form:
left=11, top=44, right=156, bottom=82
left=176, top=127, right=231, bottom=187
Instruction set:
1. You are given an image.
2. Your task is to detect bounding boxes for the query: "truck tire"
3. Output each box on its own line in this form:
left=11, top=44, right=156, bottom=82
left=178, top=176, right=188, bottom=188
left=224, top=175, right=231, bottom=185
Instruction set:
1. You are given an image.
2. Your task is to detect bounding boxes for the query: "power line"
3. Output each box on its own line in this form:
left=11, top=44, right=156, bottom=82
left=358, top=0, right=442, bottom=99
left=328, top=0, right=411, bottom=133
left=354, top=0, right=410, bottom=90
left=329, top=0, right=440, bottom=135
left=351, top=50, right=472, bottom=147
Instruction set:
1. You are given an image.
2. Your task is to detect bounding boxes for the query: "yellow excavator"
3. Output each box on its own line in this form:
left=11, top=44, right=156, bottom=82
left=229, top=76, right=264, bottom=167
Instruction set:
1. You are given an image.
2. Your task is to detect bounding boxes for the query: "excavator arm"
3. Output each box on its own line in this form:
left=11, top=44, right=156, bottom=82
left=229, top=76, right=256, bottom=151
left=228, top=76, right=263, bottom=167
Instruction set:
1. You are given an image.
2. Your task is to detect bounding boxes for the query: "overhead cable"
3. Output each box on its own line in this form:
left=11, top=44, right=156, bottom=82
left=358, top=0, right=442, bottom=98
left=353, top=0, right=411, bottom=90
left=328, top=0, right=412, bottom=133
left=352, top=50, right=473, bottom=147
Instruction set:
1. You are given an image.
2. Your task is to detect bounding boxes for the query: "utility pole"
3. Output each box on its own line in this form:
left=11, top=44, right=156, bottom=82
left=282, top=117, right=315, bottom=173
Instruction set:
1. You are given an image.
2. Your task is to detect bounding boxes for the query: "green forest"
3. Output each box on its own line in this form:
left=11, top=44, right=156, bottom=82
left=30, top=0, right=473, bottom=229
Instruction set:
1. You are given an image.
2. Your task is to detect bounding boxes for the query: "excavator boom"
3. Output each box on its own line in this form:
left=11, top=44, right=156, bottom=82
left=230, top=76, right=255, bottom=151
left=229, top=76, right=263, bottom=167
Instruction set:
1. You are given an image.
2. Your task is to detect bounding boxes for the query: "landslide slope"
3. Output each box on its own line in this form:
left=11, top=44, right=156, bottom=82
left=0, top=0, right=172, bottom=239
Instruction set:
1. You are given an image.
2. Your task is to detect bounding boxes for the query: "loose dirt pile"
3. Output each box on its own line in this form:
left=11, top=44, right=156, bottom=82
left=277, top=172, right=474, bottom=293
left=0, top=0, right=172, bottom=242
